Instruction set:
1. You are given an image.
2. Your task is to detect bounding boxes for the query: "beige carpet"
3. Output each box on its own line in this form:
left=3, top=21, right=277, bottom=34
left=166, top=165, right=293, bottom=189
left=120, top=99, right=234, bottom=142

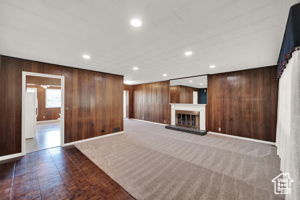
left=76, top=120, right=284, bottom=200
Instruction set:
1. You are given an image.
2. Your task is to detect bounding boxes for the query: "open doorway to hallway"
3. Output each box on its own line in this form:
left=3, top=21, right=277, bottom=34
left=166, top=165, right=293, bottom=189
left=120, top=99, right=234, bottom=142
left=23, top=73, right=64, bottom=153
left=123, top=90, right=129, bottom=119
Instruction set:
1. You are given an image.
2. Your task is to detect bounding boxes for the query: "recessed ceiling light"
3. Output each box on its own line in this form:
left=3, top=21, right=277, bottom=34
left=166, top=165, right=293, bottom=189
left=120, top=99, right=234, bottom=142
left=162, top=74, right=167, bottom=77
left=130, top=18, right=142, bottom=27
left=200, top=83, right=203, bottom=86
left=209, top=65, right=216, bottom=69
left=82, top=54, right=91, bottom=60
left=132, top=66, right=139, bottom=71
left=124, top=80, right=136, bottom=85
left=189, top=80, right=193, bottom=83
left=184, top=51, right=193, bottom=57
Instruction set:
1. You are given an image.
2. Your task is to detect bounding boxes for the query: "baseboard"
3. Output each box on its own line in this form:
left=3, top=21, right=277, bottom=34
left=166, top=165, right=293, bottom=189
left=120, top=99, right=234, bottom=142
left=0, top=152, right=25, bottom=162
left=63, top=131, right=124, bottom=146
left=131, top=119, right=166, bottom=126
left=0, top=131, right=124, bottom=161
left=37, top=119, right=60, bottom=124
left=208, top=131, right=276, bottom=145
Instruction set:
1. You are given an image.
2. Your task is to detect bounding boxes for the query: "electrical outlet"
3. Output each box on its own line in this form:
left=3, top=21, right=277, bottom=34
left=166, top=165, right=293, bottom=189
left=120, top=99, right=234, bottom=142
left=218, top=127, right=221, bottom=132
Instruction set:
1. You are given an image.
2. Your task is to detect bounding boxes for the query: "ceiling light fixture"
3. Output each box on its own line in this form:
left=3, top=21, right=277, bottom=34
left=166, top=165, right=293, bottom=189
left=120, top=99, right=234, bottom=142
left=162, top=73, right=167, bottom=77
left=200, top=83, right=203, bottom=86
left=124, top=80, right=136, bottom=85
left=130, top=18, right=142, bottom=27
left=209, top=65, right=216, bottom=69
left=189, top=80, right=193, bottom=83
left=82, top=54, right=91, bottom=60
left=132, top=66, right=139, bottom=71
left=184, top=51, right=193, bottom=57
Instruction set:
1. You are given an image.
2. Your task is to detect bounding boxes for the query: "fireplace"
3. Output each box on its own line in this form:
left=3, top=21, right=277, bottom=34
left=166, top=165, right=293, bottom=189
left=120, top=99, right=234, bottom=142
left=175, top=110, right=200, bottom=129
left=167, top=104, right=206, bottom=135
left=170, top=103, right=206, bottom=130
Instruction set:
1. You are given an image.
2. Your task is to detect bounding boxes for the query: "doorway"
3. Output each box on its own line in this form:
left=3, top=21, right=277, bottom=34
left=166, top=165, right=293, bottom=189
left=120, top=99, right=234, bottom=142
left=123, top=90, right=129, bottom=118
left=22, top=72, right=64, bottom=154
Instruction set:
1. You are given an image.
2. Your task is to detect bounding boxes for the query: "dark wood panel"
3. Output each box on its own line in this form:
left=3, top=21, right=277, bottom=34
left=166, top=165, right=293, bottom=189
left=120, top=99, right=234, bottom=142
left=170, top=85, right=195, bottom=104
left=0, top=55, right=123, bottom=156
left=207, top=66, right=278, bottom=142
left=0, top=57, right=22, bottom=156
left=170, top=86, right=180, bottom=103
left=0, top=146, right=134, bottom=199
left=133, top=81, right=170, bottom=124
left=27, top=75, right=61, bottom=86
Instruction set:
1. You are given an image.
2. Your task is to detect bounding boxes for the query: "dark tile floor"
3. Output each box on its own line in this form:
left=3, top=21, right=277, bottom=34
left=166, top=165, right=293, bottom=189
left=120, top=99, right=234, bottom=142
left=0, top=146, right=134, bottom=200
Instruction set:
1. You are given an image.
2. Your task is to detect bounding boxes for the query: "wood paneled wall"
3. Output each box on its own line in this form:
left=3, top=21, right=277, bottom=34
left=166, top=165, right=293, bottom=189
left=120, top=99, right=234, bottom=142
left=170, top=85, right=196, bottom=104
left=27, top=76, right=61, bottom=121
left=0, top=55, right=123, bottom=156
left=133, top=81, right=170, bottom=124
left=27, top=76, right=61, bottom=86
left=207, top=66, right=278, bottom=142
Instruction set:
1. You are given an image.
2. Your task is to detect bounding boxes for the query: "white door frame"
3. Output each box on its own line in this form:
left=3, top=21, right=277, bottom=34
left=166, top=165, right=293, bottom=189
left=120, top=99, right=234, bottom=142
left=123, top=90, right=129, bottom=118
left=193, top=91, right=198, bottom=104
left=22, top=71, right=65, bottom=155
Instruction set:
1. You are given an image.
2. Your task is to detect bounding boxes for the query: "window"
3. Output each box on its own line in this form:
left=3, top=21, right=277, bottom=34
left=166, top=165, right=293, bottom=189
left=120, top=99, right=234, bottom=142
left=46, top=89, right=61, bottom=108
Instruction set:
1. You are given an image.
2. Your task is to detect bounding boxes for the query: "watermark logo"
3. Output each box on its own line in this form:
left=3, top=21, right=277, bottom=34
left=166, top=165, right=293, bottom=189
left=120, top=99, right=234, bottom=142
left=272, top=173, right=294, bottom=194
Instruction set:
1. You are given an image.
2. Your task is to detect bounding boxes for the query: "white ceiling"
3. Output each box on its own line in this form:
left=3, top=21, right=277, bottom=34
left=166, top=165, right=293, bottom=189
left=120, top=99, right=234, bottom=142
left=0, top=0, right=298, bottom=84
left=170, top=76, right=207, bottom=88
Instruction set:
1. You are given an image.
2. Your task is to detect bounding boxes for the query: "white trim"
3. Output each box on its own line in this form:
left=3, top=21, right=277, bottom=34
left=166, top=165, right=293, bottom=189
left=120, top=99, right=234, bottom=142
left=208, top=131, right=276, bottom=145
left=36, top=119, right=60, bottom=124
left=63, top=131, right=124, bottom=146
left=26, top=87, right=37, bottom=93
left=0, top=152, right=25, bottom=162
left=23, top=72, right=64, bottom=79
left=22, top=72, right=65, bottom=157
left=131, top=119, right=166, bottom=126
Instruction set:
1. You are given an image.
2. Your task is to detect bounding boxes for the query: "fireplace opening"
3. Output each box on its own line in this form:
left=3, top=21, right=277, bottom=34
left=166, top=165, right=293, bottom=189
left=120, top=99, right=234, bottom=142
left=175, top=110, right=200, bottom=129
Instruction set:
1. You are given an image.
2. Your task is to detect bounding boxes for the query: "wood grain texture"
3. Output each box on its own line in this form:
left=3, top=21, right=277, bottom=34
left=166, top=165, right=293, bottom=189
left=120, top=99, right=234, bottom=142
left=207, top=66, right=278, bottom=142
left=27, top=75, right=61, bottom=86
left=0, top=57, right=22, bottom=157
left=0, top=55, right=123, bottom=156
left=170, top=85, right=196, bottom=104
left=133, top=81, right=170, bottom=124
left=27, top=76, right=61, bottom=121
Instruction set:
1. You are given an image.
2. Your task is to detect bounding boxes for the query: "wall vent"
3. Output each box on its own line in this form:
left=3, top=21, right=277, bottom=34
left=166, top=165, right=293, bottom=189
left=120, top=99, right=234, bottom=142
left=112, top=127, right=121, bottom=133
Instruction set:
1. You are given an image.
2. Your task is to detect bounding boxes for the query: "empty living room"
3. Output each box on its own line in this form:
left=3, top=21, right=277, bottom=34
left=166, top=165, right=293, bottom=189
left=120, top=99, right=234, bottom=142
left=0, top=0, right=299, bottom=200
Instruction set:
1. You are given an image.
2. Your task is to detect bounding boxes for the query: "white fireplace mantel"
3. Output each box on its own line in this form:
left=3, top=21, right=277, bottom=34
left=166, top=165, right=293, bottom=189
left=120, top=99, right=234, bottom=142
left=170, top=103, right=206, bottom=130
